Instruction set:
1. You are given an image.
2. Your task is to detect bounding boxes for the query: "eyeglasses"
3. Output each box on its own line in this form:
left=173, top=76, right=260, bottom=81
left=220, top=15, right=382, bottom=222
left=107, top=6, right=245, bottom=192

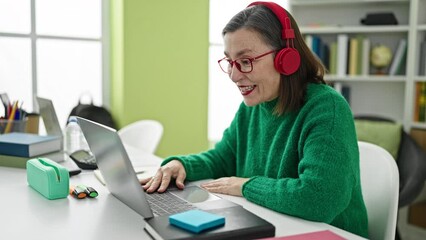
left=217, top=50, right=276, bottom=74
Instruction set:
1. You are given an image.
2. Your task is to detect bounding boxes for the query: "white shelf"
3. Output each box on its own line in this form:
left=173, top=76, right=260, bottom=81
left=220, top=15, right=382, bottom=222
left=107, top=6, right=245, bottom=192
left=325, top=75, right=407, bottom=82
left=300, top=25, right=410, bottom=34
left=290, top=0, right=417, bottom=129
left=410, top=122, right=426, bottom=129
left=415, top=77, right=426, bottom=82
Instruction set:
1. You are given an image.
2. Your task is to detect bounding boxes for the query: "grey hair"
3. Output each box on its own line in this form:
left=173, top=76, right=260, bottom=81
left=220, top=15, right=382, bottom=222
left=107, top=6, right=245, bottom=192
left=222, top=5, right=284, bottom=51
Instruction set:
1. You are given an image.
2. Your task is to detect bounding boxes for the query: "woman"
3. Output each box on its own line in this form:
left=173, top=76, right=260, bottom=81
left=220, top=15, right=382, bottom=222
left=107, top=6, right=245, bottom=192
left=142, top=2, right=368, bottom=238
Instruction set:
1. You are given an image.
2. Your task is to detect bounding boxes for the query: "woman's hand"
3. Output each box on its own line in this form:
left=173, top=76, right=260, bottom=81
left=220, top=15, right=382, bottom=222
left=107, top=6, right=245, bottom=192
left=140, top=160, right=186, bottom=193
left=200, top=177, right=249, bottom=197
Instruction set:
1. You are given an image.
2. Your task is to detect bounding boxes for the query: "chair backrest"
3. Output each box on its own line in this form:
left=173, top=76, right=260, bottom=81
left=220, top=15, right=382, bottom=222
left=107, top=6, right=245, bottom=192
left=397, top=131, right=426, bottom=207
left=358, top=141, right=399, bottom=240
left=354, top=115, right=426, bottom=208
left=118, top=120, right=163, bottom=154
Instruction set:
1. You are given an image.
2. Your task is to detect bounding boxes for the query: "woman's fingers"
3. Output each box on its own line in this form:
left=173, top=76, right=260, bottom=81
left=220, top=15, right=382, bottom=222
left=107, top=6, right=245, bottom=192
left=140, top=160, right=187, bottom=193
left=200, top=177, right=249, bottom=196
left=140, top=176, right=152, bottom=185
left=157, top=172, right=172, bottom=193
left=175, top=169, right=186, bottom=189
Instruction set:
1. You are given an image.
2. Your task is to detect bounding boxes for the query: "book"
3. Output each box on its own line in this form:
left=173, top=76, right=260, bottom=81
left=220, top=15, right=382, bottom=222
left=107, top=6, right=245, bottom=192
left=259, top=230, right=345, bottom=240
left=0, top=133, right=61, bottom=157
left=414, top=82, right=421, bottom=122
left=337, top=34, right=349, bottom=76
left=0, top=154, right=30, bottom=168
left=321, top=43, right=330, bottom=70
left=332, top=82, right=350, bottom=105
left=389, top=39, right=407, bottom=76
left=341, top=85, right=351, bottom=105
left=361, top=38, right=371, bottom=75
left=305, top=35, right=313, bottom=52
left=418, top=82, right=426, bottom=122
left=356, top=35, right=365, bottom=75
left=312, top=35, right=321, bottom=58
left=419, top=40, right=426, bottom=76
left=329, top=41, right=338, bottom=75
left=348, top=37, right=359, bottom=76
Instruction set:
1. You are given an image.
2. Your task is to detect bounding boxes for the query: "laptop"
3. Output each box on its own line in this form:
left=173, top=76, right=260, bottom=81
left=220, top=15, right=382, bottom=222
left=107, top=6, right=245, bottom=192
left=77, top=117, right=275, bottom=240
left=34, top=97, right=81, bottom=172
left=34, top=96, right=67, bottom=163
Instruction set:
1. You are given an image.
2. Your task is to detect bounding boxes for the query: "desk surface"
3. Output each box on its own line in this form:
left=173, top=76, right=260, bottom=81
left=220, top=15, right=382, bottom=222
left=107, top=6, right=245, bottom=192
left=0, top=148, right=366, bottom=240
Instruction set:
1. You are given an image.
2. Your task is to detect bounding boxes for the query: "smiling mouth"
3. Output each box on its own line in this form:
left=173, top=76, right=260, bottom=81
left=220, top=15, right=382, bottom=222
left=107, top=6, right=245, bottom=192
left=239, top=85, right=256, bottom=96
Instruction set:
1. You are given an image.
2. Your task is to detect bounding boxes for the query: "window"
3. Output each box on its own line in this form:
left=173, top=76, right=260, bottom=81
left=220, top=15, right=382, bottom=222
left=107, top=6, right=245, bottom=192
left=0, top=0, right=107, bottom=129
left=208, top=0, right=288, bottom=143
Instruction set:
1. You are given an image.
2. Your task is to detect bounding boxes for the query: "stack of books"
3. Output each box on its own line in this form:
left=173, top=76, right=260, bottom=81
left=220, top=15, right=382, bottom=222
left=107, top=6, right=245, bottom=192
left=0, top=132, right=61, bottom=168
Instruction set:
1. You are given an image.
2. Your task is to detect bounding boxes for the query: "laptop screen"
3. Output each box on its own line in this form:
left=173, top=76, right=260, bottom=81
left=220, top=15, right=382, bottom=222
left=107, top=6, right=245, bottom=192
left=77, top=117, right=155, bottom=218
left=36, top=97, right=63, bottom=138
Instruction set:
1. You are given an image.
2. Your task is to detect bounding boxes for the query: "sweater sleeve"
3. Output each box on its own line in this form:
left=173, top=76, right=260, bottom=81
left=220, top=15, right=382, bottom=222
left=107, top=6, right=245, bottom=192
left=242, top=93, right=360, bottom=223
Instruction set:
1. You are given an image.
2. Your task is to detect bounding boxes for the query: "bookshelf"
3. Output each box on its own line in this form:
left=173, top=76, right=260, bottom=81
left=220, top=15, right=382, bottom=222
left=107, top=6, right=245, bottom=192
left=289, top=0, right=426, bottom=131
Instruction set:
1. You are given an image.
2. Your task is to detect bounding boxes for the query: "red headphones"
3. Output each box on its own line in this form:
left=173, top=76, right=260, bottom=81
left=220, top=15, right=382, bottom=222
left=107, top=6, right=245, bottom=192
left=247, top=1, right=301, bottom=75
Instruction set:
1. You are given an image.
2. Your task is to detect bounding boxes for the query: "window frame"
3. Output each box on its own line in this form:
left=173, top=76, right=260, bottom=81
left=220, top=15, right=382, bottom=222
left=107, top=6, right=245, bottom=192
left=0, top=0, right=109, bottom=118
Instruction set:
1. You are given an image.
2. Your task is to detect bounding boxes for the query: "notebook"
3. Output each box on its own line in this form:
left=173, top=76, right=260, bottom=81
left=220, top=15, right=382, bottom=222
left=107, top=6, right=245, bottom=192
left=77, top=117, right=275, bottom=240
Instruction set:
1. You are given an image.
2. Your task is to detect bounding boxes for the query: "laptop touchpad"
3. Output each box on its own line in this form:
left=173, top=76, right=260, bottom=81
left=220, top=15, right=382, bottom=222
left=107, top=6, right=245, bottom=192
left=171, top=186, right=220, bottom=203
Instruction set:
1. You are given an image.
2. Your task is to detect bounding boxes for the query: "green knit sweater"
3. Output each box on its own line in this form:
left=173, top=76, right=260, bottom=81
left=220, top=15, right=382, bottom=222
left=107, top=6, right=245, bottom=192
left=162, top=83, right=368, bottom=238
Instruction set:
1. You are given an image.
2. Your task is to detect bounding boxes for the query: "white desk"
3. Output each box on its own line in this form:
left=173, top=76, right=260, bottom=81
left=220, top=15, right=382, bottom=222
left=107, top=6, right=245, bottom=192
left=0, top=149, right=366, bottom=240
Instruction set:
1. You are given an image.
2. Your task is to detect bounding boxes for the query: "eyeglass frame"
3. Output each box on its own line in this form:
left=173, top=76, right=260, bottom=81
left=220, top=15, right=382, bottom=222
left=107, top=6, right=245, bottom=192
left=217, top=50, right=276, bottom=74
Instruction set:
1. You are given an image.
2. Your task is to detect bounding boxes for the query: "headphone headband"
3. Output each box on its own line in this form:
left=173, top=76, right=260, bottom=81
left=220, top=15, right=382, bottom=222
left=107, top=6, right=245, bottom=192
left=247, top=1, right=295, bottom=40
left=247, top=1, right=300, bottom=75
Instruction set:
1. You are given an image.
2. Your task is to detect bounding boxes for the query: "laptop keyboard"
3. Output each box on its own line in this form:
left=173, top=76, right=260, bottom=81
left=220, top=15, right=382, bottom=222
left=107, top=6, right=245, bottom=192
left=145, top=191, right=197, bottom=216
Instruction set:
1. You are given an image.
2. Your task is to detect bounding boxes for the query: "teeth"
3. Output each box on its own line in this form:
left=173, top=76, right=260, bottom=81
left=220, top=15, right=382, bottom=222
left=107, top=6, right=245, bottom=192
left=239, top=86, right=254, bottom=92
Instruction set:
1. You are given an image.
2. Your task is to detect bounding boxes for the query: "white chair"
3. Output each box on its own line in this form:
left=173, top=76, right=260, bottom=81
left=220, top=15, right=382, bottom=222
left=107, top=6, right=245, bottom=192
left=358, top=141, right=399, bottom=240
left=118, top=120, right=164, bottom=154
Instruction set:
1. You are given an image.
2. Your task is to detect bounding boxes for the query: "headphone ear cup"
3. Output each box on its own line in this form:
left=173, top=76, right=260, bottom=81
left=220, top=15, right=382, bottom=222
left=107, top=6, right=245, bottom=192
left=274, top=48, right=301, bottom=75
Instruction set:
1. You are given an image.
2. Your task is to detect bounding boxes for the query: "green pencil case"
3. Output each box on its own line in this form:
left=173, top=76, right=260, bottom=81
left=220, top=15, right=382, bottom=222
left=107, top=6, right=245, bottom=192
left=27, top=158, right=69, bottom=200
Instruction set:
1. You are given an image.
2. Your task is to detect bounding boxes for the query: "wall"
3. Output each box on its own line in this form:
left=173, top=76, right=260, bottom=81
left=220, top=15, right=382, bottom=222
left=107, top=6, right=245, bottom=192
left=110, top=0, right=210, bottom=157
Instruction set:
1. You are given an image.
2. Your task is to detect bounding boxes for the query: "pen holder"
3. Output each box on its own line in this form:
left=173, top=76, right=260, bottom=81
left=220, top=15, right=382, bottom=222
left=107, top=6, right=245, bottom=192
left=25, top=113, right=39, bottom=134
left=27, top=158, right=69, bottom=200
left=0, top=119, right=27, bottom=134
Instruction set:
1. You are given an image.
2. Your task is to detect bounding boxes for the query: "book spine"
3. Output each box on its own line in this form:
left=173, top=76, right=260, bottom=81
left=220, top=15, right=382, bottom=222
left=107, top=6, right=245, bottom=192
left=0, top=155, right=29, bottom=168
left=356, top=35, right=365, bottom=75
left=341, top=85, right=351, bottom=105
left=389, top=39, right=407, bottom=76
left=419, top=41, right=426, bottom=76
left=361, top=38, right=371, bottom=75
left=312, top=35, right=321, bottom=58
left=305, top=35, right=313, bottom=52
left=321, top=43, right=330, bottom=70
left=419, top=82, right=426, bottom=122
left=329, top=41, right=338, bottom=75
left=337, top=34, right=349, bottom=77
left=0, top=144, right=29, bottom=157
left=348, top=37, right=359, bottom=76
left=414, top=82, right=421, bottom=122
